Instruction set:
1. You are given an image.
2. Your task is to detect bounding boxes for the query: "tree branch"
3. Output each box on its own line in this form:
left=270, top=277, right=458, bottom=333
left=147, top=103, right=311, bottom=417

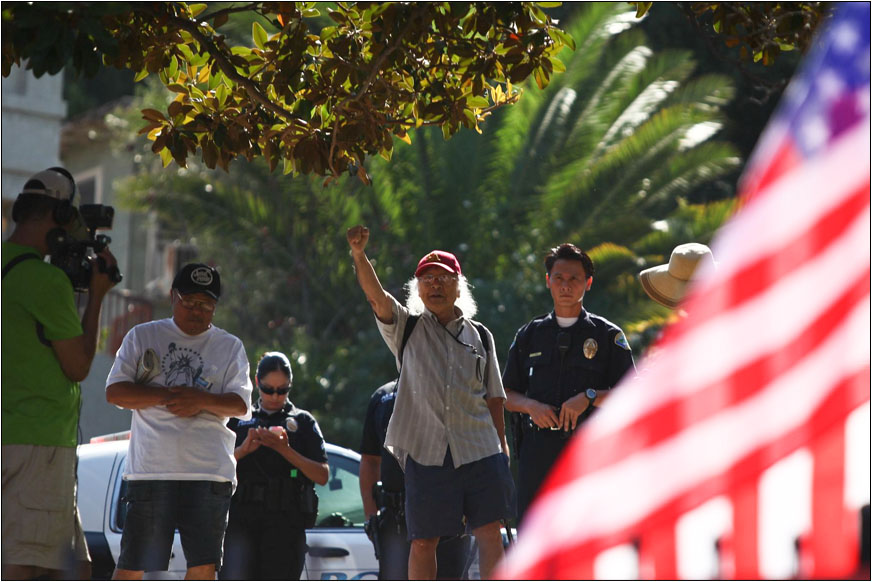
left=382, top=94, right=521, bottom=128
left=677, top=2, right=787, bottom=105
left=198, top=3, right=264, bottom=25
left=326, top=5, right=428, bottom=176
left=151, top=6, right=308, bottom=130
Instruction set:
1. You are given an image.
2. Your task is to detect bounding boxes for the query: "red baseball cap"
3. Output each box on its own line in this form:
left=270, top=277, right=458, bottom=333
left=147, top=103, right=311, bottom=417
left=415, top=250, right=462, bottom=277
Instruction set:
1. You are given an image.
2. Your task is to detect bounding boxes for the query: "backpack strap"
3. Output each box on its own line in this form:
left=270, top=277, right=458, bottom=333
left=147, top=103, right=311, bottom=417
left=2, top=252, right=52, bottom=348
left=398, top=314, right=420, bottom=367
left=470, top=321, right=491, bottom=356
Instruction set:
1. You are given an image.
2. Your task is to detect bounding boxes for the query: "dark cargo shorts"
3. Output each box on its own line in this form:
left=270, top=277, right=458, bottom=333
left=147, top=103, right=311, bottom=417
left=405, top=448, right=515, bottom=540
left=116, top=480, right=232, bottom=572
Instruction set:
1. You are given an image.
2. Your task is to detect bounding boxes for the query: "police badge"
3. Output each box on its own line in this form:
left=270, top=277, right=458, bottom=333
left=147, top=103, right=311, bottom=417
left=583, top=338, right=598, bottom=359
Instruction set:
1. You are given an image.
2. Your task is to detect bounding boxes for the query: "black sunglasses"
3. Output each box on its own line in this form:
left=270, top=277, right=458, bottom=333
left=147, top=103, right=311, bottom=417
left=259, top=385, right=290, bottom=395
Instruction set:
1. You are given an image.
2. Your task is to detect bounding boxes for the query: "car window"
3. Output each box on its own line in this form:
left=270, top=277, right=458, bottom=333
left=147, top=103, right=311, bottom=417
left=313, top=452, right=365, bottom=528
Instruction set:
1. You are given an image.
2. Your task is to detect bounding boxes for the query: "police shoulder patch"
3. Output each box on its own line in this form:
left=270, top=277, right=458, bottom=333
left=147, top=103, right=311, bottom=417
left=614, top=331, right=630, bottom=351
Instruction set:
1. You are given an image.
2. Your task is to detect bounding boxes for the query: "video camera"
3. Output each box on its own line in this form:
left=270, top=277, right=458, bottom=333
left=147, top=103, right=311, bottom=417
left=49, top=204, right=123, bottom=292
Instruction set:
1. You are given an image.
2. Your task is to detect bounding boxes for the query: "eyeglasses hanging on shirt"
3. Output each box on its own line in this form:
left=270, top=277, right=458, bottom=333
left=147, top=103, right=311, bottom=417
left=440, top=322, right=485, bottom=382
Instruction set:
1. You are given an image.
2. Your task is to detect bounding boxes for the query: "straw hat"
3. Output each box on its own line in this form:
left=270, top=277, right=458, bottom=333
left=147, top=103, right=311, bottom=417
left=639, top=243, right=715, bottom=308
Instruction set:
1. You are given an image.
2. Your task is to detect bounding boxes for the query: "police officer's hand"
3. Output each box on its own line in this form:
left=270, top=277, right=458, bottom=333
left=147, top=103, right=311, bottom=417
left=236, top=429, right=262, bottom=458
left=162, top=386, right=205, bottom=417
left=89, top=247, right=118, bottom=298
left=346, top=225, right=370, bottom=254
left=558, top=393, right=590, bottom=431
left=527, top=400, right=560, bottom=429
left=255, top=426, right=288, bottom=451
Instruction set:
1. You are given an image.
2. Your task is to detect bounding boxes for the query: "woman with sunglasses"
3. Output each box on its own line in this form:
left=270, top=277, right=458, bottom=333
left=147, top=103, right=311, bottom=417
left=219, top=352, right=329, bottom=580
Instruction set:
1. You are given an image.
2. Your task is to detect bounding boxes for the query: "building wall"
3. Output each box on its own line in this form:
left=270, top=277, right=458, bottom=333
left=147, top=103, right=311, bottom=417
left=62, top=134, right=140, bottom=293
left=79, top=353, right=133, bottom=443
left=1, top=65, right=67, bottom=234
left=61, top=128, right=154, bottom=440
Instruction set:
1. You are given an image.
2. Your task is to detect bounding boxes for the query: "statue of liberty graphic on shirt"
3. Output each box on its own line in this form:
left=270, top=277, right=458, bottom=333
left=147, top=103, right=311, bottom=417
left=162, top=342, right=205, bottom=388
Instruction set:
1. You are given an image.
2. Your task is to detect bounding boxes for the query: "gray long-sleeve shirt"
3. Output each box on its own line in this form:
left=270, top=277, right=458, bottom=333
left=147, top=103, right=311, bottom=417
left=377, top=295, right=506, bottom=469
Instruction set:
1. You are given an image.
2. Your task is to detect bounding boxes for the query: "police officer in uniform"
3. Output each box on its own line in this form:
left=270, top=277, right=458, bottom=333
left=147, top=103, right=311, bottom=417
left=359, top=380, right=473, bottom=580
left=220, top=352, right=329, bottom=580
left=503, top=244, right=636, bottom=523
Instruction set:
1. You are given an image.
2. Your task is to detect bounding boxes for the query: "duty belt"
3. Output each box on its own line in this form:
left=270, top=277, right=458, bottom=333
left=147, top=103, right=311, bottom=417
left=235, top=478, right=298, bottom=510
left=522, top=414, right=575, bottom=439
left=376, top=488, right=405, bottom=513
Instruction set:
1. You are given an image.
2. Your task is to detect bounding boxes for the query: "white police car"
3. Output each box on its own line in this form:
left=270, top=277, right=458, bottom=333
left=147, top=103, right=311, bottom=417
left=77, top=434, right=379, bottom=580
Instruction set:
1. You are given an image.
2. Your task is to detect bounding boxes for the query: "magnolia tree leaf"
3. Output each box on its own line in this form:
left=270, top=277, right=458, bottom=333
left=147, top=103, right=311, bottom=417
left=3, top=2, right=574, bottom=182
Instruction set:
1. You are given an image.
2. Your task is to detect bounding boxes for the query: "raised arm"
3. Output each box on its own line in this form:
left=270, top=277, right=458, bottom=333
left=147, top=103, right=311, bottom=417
left=346, top=225, right=394, bottom=324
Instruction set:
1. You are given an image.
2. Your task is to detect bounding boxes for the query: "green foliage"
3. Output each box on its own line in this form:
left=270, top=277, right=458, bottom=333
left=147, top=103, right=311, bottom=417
left=369, top=3, right=742, bottom=355
left=113, top=3, right=742, bottom=447
left=631, top=2, right=827, bottom=65
left=3, top=2, right=571, bottom=180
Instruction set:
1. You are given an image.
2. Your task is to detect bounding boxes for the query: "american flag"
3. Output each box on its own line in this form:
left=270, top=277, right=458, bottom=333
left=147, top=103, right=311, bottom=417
left=498, top=3, right=870, bottom=579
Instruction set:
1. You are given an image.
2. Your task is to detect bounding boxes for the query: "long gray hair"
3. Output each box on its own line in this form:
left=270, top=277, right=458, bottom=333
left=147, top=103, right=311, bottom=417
left=404, top=274, right=478, bottom=318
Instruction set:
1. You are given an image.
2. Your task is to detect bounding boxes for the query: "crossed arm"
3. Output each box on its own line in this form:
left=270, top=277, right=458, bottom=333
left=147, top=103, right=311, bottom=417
left=106, top=382, right=248, bottom=418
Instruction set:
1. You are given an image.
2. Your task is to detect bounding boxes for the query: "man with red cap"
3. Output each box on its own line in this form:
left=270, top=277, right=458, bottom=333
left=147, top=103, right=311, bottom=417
left=347, top=225, right=514, bottom=580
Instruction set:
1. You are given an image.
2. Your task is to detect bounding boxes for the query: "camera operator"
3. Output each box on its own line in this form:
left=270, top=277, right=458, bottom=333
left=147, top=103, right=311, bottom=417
left=1, top=167, right=118, bottom=580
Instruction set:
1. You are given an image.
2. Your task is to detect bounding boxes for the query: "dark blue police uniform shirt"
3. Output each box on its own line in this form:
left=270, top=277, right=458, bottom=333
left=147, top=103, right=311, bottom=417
left=230, top=402, right=327, bottom=483
left=502, top=310, right=636, bottom=407
left=359, top=380, right=405, bottom=492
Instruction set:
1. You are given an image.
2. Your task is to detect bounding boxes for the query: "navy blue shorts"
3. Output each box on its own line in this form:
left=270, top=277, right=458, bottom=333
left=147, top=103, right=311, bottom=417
left=117, top=480, right=233, bottom=571
left=405, top=449, right=515, bottom=540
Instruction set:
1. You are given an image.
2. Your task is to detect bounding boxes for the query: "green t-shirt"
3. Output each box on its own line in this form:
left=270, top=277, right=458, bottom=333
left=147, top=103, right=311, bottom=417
left=2, top=242, right=84, bottom=447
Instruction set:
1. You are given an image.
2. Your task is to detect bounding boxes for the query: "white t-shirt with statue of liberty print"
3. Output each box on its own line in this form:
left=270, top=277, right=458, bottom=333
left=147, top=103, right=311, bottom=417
left=106, top=318, right=253, bottom=485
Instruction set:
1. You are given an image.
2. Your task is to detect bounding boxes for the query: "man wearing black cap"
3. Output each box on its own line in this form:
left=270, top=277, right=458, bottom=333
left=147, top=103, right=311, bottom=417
left=2, top=168, right=118, bottom=580
left=105, top=263, right=253, bottom=580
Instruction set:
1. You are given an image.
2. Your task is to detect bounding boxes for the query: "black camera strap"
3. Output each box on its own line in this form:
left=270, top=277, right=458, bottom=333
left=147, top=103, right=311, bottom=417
left=2, top=251, right=41, bottom=278
left=2, top=253, right=51, bottom=347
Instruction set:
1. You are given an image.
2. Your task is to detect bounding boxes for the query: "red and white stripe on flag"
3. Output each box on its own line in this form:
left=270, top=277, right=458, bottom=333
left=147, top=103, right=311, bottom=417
left=498, top=4, right=870, bottom=579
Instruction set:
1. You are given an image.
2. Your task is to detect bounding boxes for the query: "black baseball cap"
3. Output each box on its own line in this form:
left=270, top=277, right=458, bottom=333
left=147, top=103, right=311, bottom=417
left=172, top=263, right=221, bottom=300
